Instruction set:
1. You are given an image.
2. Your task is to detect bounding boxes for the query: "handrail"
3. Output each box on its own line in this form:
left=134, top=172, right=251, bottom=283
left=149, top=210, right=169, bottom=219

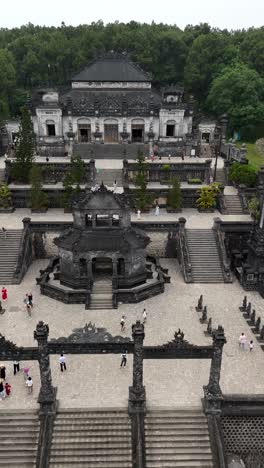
left=13, top=219, right=32, bottom=284
left=178, top=220, right=193, bottom=283
left=213, top=219, right=232, bottom=283
left=212, top=415, right=227, bottom=468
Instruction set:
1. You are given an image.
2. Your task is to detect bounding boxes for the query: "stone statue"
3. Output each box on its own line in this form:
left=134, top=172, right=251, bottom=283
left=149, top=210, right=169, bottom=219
left=246, top=302, right=251, bottom=317
left=207, top=318, right=212, bottom=335
left=0, top=300, right=5, bottom=315
left=250, top=309, right=256, bottom=325
left=255, top=316, right=261, bottom=333
left=239, top=296, right=247, bottom=312
left=196, top=295, right=203, bottom=312
left=200, top=306, right=207, bottom=323
left=260, top=325, right=264, bottom=340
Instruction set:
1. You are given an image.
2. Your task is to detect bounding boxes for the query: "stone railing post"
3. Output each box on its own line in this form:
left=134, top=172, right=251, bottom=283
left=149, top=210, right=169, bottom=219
left=204, top=325, right=226, bottom=414
left=129, top=321, right=146, bottom=468
left=34, top=321, right=57, bottom=468
left=89, top=159, right=96, bottom=186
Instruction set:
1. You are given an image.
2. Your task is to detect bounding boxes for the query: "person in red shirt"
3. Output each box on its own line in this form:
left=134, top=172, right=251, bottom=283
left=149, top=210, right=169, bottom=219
left=1, top=287, right=7, bottom=301
left=5, top=382, right=11, bottom=396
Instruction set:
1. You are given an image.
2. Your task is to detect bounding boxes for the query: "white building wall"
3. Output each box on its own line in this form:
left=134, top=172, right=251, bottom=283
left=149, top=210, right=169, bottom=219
left=35, top=108, right=63, bottom=136
left=159, top=109, right=192, bottom=138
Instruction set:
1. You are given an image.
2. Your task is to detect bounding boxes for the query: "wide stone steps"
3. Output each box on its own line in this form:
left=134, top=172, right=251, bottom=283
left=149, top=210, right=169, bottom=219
left=224, top=195, right=244, bottom=214
left=0, top=410, right=39, bottom=467
left=186, top=229, right=225, bottom=283
left=73, top=143, right=149, bottom=160
left=0, top=230, right=23, bottom=284
left=145, top=410, right=213, bottom=468
left=95, top=168, right=123, bottom=186
left=215, top=169, right=226, bottom=185
left=50, top=409, right=132, bottom=467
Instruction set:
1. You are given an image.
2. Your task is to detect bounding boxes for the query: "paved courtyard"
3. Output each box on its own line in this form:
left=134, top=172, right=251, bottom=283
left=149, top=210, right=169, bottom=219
left=0, top=255, right=263, bottom=411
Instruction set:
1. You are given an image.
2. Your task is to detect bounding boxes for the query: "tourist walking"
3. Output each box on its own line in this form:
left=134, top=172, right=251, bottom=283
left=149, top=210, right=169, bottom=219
left=155, top=202, right=160, bottom=216
left=137, top=209, right=141, bottom=220
left=120, top=352, right=127, bottom=368
left=249, top=340, right=254, bottom=352
left=5, top=382, right=11, bottom=396
left=1, top=287, right=7, bottom=302
left=28, top=293, right=33, bottom=307
left=0, top=365, right=6, bottom=381
left=26, top=376, right=33, bottom=394
left=26, top=301, right=32, bottom=317
left=113, top=180, right=117, bottom=193
left=142, top=308, right=147, bottom=324
left=13, top=360, right=20, bottom=375
left=239, top=333, right=247, bottom=349
left=0, top=379, right=5, bottom=399
left=1, top=227, right=7, bottom=239
left=120, top=315, right=126, bottom=332
left=59, top=353, right=67, bottom=372
left=23, top=367, right=30, bottom=381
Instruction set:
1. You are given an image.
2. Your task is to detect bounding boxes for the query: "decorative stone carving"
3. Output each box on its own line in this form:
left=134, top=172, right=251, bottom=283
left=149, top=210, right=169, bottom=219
left=239, top=296, right=247, bottom=312
left=200, top=306, right=208, bottom=324
left=34, top=321, right=56, bottom=404
left=255, top=316, right=261, bottom=333
left=205, top=325, right=226, bottom=397
left=51, top=322, right=131, bottom=343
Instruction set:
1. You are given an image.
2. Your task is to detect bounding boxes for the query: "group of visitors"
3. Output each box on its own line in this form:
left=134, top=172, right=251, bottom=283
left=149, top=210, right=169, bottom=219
left=0, top=361, right=34, bottom=400
left=239, top=333, right=254, bottom=351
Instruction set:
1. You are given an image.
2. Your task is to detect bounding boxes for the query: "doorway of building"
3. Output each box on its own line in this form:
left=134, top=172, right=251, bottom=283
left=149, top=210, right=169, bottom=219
left=78, top=124, right=91, bottom=143
left=104, top=124, right=119, bottom=143
left=92, top=257, right=113, bottom=280
left=131, top=125, right=144, bottom=143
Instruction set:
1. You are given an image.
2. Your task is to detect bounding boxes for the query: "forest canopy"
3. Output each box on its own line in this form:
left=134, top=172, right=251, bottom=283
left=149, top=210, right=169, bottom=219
left=0, top=21, right=264, bottom=138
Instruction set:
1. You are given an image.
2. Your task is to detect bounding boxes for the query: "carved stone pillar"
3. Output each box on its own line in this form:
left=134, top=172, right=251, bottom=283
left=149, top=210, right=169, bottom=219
left=34, top=321, right=57, bottom=468
left=129, top=321, right=146, bottom=468
left=204, top=326, right=226, bottom=416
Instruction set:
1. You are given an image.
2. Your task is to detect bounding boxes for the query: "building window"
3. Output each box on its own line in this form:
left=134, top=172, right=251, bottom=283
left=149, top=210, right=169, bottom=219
left=166, top=124, right=175, bottom=137
left=46, top=121, right=56, bottom=136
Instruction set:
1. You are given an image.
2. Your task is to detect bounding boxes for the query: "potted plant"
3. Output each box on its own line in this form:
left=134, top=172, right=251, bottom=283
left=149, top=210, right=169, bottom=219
left=29, top=165, right=49, bottom=212
left=196, top=183, right=221, bottom=212
left=0, top=183, right=13, bottom=212
left=166, top=177, right=182, bottom=212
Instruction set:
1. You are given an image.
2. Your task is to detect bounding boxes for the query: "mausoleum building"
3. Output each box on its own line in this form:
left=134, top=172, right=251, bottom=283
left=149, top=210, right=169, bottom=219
left=30, top=53, right=193, bottom=156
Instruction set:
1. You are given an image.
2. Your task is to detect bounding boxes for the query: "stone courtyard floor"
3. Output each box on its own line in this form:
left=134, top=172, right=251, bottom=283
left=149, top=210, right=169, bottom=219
left=0, top=257, right=263, bottom=411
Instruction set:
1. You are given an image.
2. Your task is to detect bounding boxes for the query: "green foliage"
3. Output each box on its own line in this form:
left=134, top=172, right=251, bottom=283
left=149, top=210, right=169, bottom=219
left=196, top=183, right=221, bottom=210
left=28, top=165, right=48, bottom=210
left=162, top=164, right=170, bottom=171
left=11, top=106, right=35, bottom=183
left=207, top=63, right=264, bottom=136
left=70, top=154, right=86, bottom=184
left=167, top=177, right=182, bottom=209
left=229, top=162, right=257, bottom=187
left=0, top=48, right=16, bottom=119
left=187, top=178, right=202, bottom=184
left=248, top=196, right=260, bottom=221
left=0, top=183, right=12, bottom=209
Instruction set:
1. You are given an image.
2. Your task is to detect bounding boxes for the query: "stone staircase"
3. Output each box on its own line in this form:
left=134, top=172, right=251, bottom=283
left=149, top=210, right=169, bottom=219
left=224, top=194, right=244, bottom=214
left=90, top=280, right=113, bottom=309
left=95, top=168, right=123, bottom=187
left=186, top=229, right=225, bottom=283
left=0, top=409, right=39, bottom=467
left=49, top=409, right=132, bottom=467
left=0, top=229, right=23, bottom=284
left=145, top=409, right=214, bottom=467
left=215, top=168, right=226, bottom=185
left=73, top=143, right=149, bottom=160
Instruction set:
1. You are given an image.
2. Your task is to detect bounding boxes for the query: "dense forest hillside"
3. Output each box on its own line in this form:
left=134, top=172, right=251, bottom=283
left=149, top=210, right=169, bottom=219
left=0, top=21, right=263, bottom=137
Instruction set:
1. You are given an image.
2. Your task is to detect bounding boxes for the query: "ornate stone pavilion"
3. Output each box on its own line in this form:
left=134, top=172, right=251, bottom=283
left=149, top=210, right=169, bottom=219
left=54, top=183, right=149, bottom=289
left=30, top=52, right=193, bottom=156
left=37, top=184, right=168, bottom=306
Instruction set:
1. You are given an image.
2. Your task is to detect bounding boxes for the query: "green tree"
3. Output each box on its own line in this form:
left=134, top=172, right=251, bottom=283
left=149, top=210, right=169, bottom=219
left=0, top=48, right=16, bottom=119
left=70, top=154, right=86, bottom=185
left=184, top=32, right=238, bottom=102
left=167, top=177, right=182, bottom=209
left=207, top=63, right=264, bottom=137
left=12, top=106, right=35, bottom=183
left=135, top=150, right=152, bottom=210
left=0, top=183, right=12, bottom=209
left=29, top=165, right=48, bottom=211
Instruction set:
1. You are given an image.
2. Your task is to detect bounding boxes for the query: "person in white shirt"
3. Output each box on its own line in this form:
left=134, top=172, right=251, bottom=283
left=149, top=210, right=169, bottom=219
left=142, top=308, right=147, bottom=324
left=249, top=340, right=254, bottom=352
left=59, top=353, right=67, bottom=372
left=26, top=376, right=33, bottom=394
left=239, top=333, right=247, bottom=350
